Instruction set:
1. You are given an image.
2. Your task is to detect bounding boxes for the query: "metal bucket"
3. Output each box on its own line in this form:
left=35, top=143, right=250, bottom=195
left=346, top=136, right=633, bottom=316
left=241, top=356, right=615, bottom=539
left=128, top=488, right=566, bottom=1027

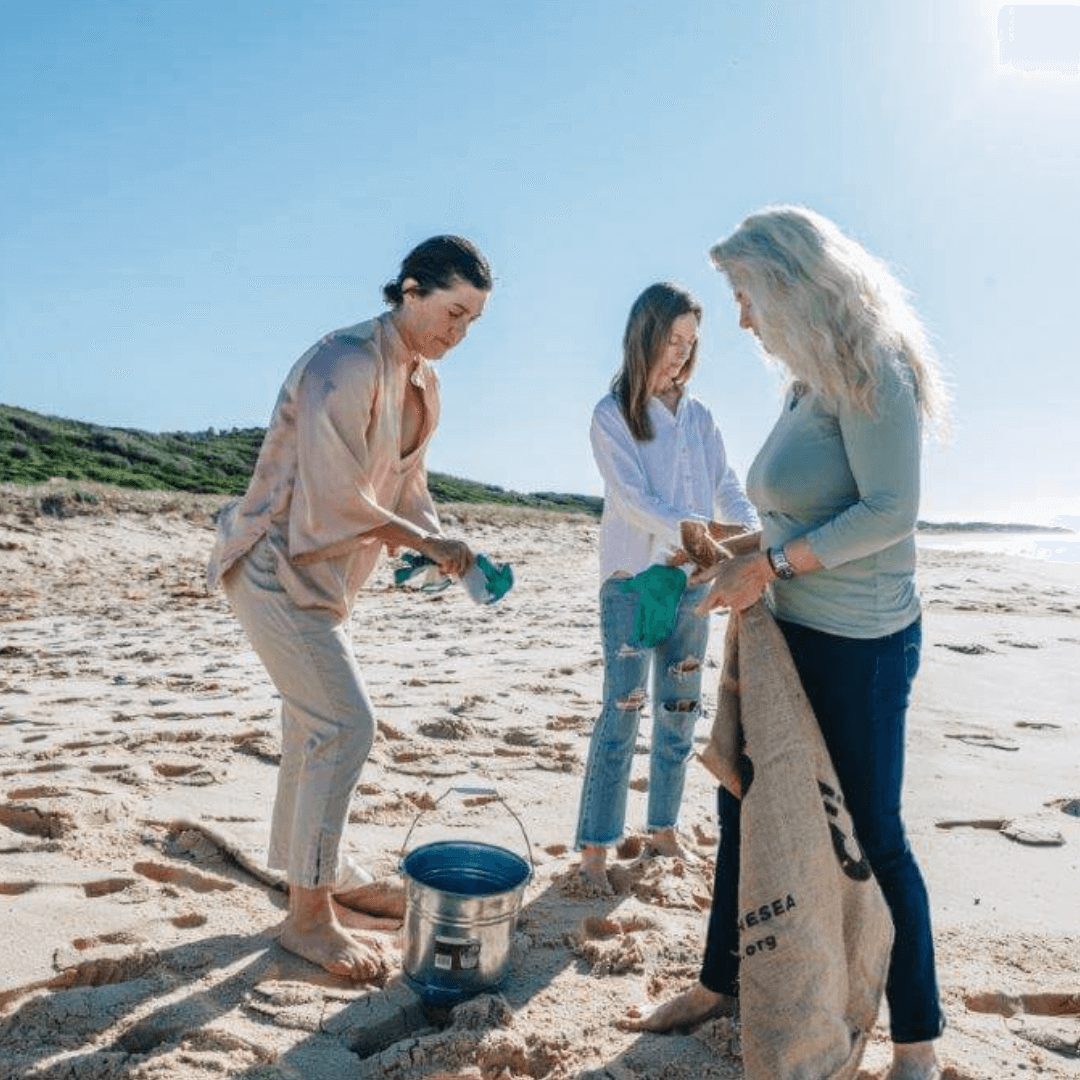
left=399, top=789, right=533, bottom=1007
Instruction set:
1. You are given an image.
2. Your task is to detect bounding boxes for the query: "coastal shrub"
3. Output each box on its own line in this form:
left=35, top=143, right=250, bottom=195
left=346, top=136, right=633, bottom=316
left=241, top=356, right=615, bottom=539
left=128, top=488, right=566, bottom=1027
left=0, top=404, right=600, bottom=516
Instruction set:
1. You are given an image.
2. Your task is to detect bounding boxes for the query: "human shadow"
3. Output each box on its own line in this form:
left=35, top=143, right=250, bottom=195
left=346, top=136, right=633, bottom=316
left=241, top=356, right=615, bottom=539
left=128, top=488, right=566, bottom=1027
left=0, top=835, right=713, bottom=1078
left=0, top=928, right=272, bottom=1076
left=225, top=841, right=714, bottom=1079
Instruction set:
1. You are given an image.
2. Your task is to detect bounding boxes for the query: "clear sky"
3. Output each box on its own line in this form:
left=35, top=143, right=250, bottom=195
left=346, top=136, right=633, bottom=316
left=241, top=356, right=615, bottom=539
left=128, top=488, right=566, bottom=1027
left=2, top=0, right=1077, bottom=525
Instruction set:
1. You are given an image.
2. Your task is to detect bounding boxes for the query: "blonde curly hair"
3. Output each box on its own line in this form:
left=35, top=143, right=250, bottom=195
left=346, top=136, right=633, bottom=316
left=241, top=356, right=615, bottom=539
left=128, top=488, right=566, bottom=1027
left=709, top=206, right=950, bottom=437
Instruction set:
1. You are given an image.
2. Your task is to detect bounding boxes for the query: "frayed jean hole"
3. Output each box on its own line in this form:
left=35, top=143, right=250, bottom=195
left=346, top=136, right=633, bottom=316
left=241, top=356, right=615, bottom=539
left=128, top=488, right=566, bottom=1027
left=662, top=699, right=699, bottom=714
left=616, top=689, right=647, bottom=711
left=617, top=643, right=645, bottom=659
left=668, top=657, right=701, bottom=677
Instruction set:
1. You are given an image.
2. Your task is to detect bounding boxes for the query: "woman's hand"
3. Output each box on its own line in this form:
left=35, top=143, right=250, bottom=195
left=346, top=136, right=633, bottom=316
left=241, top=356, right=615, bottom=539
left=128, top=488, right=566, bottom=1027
left=424, top=536, right=474, bottom=579
left=691, top=552, right=774, bottom=614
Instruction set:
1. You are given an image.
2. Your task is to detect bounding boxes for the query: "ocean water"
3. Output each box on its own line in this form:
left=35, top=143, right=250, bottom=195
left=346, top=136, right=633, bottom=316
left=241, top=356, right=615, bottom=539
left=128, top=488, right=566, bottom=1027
left=916, top=530, right=1080, bottom=563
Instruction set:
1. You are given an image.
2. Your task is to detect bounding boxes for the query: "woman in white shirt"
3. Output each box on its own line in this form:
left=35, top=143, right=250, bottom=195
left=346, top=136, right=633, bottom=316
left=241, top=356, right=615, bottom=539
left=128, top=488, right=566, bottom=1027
left=575, top=282, right=758, bottom=892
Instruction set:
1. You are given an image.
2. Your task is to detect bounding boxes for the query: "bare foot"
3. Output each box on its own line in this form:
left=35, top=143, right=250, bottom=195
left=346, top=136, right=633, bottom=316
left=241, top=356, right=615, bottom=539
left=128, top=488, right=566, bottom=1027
left=278, top=914, right=387, bottom=982
left=578, top=845, right=613, bottom=895
left=334, top=876, right=406, bottom=918
left=281, top=884, right=388, bottom=982
left=886, top=1041, right=941, bottom=1080
left=646, top=827, right=687, bottom=859
left=620, top=982, right=736, bottom=1033
left=331, top=897, right=402, bottom=932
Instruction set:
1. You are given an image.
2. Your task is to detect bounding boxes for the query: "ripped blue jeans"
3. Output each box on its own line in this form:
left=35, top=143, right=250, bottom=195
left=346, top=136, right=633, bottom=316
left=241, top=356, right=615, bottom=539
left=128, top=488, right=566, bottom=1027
left=575, top=576, right=710, bottom=848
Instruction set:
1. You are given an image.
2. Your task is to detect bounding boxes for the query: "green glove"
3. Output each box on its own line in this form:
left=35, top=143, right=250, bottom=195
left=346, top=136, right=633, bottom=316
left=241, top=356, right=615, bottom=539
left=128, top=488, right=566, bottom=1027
left=619, top=565, right=687, bottom=647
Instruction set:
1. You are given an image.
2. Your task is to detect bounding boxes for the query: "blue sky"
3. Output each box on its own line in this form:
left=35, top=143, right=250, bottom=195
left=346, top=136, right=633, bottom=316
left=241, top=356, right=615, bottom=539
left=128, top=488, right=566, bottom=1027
left=2, top=0, right=1077, bottom=524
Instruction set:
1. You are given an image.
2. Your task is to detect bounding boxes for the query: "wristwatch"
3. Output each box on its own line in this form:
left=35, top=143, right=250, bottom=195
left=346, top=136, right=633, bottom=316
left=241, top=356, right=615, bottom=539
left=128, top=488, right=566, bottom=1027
left=766, top=545, right=795, bottom=580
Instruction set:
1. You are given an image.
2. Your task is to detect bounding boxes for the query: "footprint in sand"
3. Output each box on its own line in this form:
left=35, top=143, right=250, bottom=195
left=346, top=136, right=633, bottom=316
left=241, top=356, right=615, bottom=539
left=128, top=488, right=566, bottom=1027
left=151, top=760, right=220, bottom=786
left=419, top=717, right=474, bottom=740
left=691, top=823, right=718, bottom=849
left=532, top=746, right=578, bottom=773
left=966, top=991, right=1080, bottom=1059
left=0, top=800, right=75, bottom=838
left=547, top=714, right=589, bottom=731
left=0, top=880, right=37, bottom=895
left=134, top=860, right=236, bottom=893
left=503, top=727, right=543, bottom=747
left=935, top=816, right=1065, bottom=846
left=0, top=946, right=161, bottom=1013
left=83, top=877, right=139, bottom=897
left=5, top=784, right=71, bottom=800
left=66, top=930, right=146, bottom=953
left=937, top=642, right=996, bottom=655
left=231, top=729, right=280, bottom=765
left=568, top=913, right=662, bottom=976
left=171, top=912, right=208, bottom=928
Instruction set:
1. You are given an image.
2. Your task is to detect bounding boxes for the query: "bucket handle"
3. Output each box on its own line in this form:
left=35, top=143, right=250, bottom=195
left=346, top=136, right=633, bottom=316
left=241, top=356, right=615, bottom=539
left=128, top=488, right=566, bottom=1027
left=399, top=786, right=535, bottom=872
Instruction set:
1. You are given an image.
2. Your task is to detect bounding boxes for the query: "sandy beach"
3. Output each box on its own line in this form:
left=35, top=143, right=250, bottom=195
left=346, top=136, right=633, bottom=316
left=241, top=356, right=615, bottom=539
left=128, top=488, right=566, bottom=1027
left=1, top=485, right=1078, bottom=1080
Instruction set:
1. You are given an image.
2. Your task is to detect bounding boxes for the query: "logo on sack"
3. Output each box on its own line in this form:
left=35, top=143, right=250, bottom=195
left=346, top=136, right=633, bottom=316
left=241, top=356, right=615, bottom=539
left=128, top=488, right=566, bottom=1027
left=738, top=894, right=797, bottom=958
left=818, top=781, right=872, bottom=881
left=738, top=894, right=798, bottom=931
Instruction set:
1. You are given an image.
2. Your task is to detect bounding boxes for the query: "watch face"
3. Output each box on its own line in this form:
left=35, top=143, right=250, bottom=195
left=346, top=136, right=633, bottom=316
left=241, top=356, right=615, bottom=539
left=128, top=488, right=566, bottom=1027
left=769, top=547, right=794, bottom=579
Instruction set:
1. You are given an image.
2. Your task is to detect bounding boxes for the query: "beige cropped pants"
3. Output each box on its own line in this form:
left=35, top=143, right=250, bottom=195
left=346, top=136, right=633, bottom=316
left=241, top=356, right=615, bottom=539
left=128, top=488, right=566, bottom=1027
left=223, top=536, right=375, bottom=889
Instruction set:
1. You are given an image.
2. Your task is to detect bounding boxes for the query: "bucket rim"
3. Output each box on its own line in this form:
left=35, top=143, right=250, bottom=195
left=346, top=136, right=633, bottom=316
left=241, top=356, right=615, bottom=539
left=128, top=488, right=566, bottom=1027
left=399, top=839, right=533, bottom=895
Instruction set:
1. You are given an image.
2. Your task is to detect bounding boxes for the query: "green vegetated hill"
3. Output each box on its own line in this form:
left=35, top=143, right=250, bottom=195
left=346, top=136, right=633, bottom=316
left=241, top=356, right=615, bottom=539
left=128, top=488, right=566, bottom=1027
left=0, top=404, right=602, bottom=516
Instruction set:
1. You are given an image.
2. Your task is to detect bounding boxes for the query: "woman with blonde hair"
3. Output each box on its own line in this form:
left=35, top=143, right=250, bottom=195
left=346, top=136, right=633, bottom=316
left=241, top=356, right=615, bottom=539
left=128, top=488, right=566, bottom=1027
left=626, top=209, right=948, bottom=1080
left=575, top=282, right=757, bottom=893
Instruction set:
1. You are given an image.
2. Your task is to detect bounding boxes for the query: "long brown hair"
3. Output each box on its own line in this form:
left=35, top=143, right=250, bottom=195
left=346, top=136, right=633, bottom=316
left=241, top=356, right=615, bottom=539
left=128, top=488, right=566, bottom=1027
left=612, top=282, right=702, bottom=441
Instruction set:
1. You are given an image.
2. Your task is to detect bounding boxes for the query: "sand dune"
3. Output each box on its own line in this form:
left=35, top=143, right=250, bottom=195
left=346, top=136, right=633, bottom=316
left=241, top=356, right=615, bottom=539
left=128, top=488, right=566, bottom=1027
left=1, top=494, right=1078, bottom=1079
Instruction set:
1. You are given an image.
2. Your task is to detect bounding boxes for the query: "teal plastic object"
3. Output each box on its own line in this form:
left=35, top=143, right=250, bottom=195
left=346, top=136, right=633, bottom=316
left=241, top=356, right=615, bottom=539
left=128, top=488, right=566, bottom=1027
left=473, top=553, right=514, bottom=604
left=392, top=552, right=451, bottom=593
left=619, top=564, right=687, bottom=647
left=393, top=551, right=514, bottom=604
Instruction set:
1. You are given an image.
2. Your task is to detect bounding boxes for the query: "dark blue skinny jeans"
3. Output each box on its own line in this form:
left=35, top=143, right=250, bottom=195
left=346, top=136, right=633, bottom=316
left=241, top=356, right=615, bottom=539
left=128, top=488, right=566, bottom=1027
left=700, top=616, right=944, bottom=1044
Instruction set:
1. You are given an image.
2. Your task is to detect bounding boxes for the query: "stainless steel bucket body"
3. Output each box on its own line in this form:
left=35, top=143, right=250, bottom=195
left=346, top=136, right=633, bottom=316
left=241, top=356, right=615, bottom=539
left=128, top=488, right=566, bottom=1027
left=400, top=839, right=532, bottom=1007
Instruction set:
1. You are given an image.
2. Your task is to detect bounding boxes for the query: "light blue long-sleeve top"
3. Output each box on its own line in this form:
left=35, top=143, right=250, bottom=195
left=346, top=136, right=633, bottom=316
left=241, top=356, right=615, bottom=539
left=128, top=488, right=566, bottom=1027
left=746, top=357, right=923, bottom=639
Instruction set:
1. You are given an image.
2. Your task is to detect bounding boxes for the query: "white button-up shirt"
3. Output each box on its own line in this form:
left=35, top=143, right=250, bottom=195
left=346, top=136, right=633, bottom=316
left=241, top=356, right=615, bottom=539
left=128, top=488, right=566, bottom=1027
left=591, top=391, right=758, bottom=581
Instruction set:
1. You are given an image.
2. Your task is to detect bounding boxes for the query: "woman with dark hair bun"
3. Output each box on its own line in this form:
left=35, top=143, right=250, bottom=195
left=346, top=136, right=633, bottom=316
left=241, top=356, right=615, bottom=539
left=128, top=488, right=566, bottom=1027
left=207, top=235, right=491, bottom=981
left=381, top=234, right=492, bottom=307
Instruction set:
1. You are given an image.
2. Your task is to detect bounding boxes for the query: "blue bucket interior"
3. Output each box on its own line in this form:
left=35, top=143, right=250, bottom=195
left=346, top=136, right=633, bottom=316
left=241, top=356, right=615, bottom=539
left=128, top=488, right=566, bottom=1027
left=402, top=840, right=529, bottom=896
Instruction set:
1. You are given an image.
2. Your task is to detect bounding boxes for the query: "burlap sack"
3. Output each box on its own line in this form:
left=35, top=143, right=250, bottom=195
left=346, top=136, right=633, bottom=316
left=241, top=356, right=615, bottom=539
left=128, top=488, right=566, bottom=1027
left=701, top=603, right=893, bottom=1080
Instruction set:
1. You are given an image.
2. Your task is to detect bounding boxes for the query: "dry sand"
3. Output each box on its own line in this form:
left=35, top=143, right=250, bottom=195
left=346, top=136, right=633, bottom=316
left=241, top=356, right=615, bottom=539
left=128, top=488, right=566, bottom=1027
left=1, top=484, right=1078, bottom=1079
